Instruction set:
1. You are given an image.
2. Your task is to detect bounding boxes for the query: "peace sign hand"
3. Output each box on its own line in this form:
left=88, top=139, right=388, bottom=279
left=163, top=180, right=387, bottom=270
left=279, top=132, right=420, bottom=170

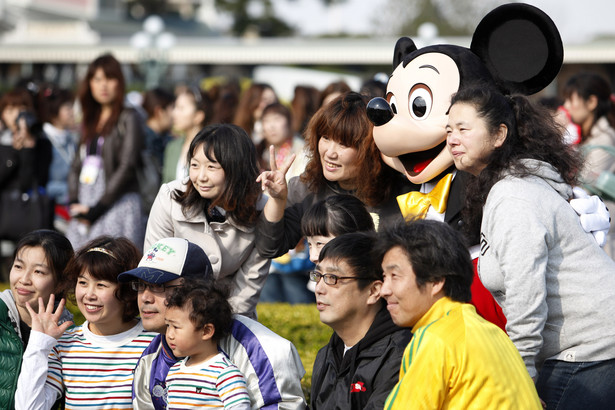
left=25, top=294, right=73, bottom=340
left=256, top=145, right=296, bottom=201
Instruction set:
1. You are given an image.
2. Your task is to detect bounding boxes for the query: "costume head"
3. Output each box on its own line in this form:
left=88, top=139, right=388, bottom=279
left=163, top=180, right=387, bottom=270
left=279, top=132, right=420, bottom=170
left=366, top=3, right=563, bottom=184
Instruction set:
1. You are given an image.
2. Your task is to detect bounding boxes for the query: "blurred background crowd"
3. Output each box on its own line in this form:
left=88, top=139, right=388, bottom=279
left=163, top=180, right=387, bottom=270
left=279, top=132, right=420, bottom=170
left=1, top=0, right=615, bottom=301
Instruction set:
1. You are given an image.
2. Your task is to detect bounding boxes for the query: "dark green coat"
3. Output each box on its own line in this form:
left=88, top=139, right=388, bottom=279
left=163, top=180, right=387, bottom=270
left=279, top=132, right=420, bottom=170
left=0, top=298, right=24, bottom=409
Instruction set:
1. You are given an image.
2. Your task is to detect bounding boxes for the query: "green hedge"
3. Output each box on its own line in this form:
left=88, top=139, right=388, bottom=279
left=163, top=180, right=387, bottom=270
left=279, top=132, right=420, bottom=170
left=256, top=303, right=332, bottom=401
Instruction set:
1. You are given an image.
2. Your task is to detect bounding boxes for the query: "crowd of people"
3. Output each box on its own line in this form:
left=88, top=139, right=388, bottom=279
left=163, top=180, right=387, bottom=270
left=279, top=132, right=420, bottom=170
left=1, top=48, right=615, bottom=409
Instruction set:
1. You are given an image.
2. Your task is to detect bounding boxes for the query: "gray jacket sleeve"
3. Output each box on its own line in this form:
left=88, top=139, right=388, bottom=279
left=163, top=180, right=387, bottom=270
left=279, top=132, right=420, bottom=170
left=132, top=350, right=156, bottom=410
left=482, top=191, right=549, bottom=378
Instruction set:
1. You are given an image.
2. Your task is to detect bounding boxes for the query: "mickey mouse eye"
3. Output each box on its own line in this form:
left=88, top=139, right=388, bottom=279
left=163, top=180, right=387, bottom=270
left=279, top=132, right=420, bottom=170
left=386, top=93, right=398, bottom=115
left=408, top=84, right=433, bottom=121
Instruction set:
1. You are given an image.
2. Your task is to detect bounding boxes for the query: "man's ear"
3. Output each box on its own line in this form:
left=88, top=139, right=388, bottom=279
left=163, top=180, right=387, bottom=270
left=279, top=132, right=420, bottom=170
left=201, top=324, right=215, bottom=341
left=367, top=281, right=383, bottom=306
left=430, top=278, right=445, bottom=298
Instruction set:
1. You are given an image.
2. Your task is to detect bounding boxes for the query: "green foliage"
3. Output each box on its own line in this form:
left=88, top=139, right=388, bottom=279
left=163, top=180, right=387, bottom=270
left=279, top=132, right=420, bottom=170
left=214, top=0, right=295, bottom=37
left=256, top=303, right=331, bottom=402
left=66, top=300, right=85, bottom=326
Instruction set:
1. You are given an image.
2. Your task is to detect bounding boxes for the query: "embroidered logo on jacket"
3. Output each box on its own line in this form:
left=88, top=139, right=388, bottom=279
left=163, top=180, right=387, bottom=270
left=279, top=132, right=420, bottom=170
left=350, top=381, right=366, bottom=393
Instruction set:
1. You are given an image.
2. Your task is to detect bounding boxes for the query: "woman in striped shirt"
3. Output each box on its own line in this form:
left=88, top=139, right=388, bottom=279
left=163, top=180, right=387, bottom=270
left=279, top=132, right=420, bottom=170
left=15, top=236, right=157, bottom=409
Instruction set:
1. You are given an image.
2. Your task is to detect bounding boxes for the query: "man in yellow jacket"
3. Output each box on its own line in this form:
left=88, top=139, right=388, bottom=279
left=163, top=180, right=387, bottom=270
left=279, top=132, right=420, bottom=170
left=377, top=219, right=541, bottom=409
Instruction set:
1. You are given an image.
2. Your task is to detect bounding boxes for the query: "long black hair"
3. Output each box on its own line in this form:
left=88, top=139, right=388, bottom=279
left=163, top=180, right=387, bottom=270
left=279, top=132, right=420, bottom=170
left=451, top=84, right=581, bottom=237
left=563, top=72, right=615, bottom=138
left=173, top=124, right=261, bottom=227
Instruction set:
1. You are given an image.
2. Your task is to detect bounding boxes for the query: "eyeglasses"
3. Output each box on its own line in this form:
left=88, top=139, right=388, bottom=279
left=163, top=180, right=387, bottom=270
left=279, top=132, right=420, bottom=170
left=130, top=281, right=181, bottom=294
left=309, top=270, right=376, bottom=286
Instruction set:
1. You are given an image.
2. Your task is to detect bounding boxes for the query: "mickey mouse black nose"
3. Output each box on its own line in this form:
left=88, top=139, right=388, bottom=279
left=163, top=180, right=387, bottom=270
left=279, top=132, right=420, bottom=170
left=366, top=97, right=394, bottom=126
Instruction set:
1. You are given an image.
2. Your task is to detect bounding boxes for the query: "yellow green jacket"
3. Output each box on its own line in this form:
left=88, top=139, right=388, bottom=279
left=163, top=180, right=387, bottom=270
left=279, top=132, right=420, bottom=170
left=385, top=297, right=541, bottom=409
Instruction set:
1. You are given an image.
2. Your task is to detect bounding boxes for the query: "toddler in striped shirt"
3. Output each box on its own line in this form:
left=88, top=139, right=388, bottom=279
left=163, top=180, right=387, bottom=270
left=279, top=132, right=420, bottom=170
left=164, top=278, right=250, bottom=409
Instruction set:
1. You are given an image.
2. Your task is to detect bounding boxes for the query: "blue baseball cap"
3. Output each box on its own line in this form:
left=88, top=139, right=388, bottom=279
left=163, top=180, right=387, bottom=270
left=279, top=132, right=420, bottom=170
left=118, top=237, right=213, bottom=284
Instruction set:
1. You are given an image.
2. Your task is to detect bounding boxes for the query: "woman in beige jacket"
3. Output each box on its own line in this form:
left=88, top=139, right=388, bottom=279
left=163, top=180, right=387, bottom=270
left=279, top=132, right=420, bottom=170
left=144, top=124, right=270, bottom=318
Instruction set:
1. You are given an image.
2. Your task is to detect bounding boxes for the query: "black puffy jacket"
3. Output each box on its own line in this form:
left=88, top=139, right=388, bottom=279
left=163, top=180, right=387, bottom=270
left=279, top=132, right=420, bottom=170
left=310, top=306, right=411, bottom=410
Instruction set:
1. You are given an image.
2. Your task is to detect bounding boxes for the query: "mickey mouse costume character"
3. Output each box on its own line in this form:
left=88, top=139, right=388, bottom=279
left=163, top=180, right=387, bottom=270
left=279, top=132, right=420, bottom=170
left=366, top=3, right=609, bottom=330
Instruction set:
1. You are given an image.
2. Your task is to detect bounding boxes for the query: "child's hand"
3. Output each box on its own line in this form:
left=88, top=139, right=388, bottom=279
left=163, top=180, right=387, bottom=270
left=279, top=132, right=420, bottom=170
left=26, top=294, right=73, bottom=340
left=256, top=145, right=295, bottom=201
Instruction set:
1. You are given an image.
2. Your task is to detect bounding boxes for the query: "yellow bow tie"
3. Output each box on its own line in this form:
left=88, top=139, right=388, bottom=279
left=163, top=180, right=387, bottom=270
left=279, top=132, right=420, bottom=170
left=397, top=173, right=453, bottom=219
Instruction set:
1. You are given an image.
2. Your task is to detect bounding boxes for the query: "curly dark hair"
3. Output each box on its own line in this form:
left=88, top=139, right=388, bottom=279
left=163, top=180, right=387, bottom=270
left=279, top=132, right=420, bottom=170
left=302, top=91, right=398, bottom=207
left=450, top=84, right=582, bottom=237
left=375, top=219, right=474, bottom=303
left=173, top=123, right=261, bottom=227
left=165, top=278, right=232, bottom=343
left=63, top=236, right=141, bottom=323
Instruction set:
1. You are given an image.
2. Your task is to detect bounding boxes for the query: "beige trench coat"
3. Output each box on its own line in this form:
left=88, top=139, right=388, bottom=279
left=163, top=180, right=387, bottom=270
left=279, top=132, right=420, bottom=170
left=144, top=179, right=271, bottom=318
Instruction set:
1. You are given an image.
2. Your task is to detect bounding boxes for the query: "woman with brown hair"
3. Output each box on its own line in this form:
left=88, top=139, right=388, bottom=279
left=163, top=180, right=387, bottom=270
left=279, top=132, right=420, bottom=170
left=66, top=53, right=145, bottom=249
left=233, top=83, right=277, bottom=144
left=257, top=91, right=412, bottom=259
left=162, top=85, right=212, bottom=184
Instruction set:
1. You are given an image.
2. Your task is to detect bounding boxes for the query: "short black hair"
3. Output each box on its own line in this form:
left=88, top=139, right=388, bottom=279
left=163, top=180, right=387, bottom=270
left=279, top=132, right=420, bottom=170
left=64, top=236, right=141, bottom=322
left=318, top=232, right=381, bottom=291
left=166, top=278, right=233, bottom=343
left=302, top=194, right=375, bottom=238
left=13, top=229, right=74, bottom=299
left=376, top=219, right=473, bottom=302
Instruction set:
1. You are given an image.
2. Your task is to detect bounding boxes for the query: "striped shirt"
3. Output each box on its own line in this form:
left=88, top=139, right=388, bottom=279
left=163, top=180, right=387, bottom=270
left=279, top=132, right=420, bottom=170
left=166, top=352, right=250, bottom=409
left=46, top=321, right=157, bottom=409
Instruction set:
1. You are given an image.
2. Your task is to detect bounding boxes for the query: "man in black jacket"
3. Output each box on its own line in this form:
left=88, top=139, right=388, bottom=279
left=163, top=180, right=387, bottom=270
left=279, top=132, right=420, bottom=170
left=310, top=232, right=411, bottom=410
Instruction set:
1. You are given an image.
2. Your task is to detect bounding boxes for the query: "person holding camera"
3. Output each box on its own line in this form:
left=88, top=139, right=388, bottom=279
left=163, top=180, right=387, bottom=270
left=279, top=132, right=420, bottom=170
left=0, top=87, right=52, bottom=245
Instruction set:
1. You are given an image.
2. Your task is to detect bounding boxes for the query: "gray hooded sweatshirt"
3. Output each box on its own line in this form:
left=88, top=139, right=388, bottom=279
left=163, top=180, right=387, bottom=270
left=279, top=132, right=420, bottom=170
left=478, top=159, right=615, bottom=378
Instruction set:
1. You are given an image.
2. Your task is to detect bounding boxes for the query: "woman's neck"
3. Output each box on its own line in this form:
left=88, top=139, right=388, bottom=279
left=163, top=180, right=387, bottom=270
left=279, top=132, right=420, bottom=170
left=97, top=106, right=113, bottom=132
left=272, top=137, right=292, bottom=151
left=88, top=317, right=137, bottom=336
left=147, top=117, right=162, bottom=134
left=16, top=305, right=32, bottom=327
left=183, top=127, right=200, bottom=147
left=581, top=113, right=597, bottom=139
left=337, top=179, right=357, bottom=191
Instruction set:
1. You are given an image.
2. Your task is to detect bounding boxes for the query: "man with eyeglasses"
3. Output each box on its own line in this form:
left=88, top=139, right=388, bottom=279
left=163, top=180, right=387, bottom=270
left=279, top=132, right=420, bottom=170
left=309, top=232, right=411, bottom=410
left=117, top=237, right=307, bottom=410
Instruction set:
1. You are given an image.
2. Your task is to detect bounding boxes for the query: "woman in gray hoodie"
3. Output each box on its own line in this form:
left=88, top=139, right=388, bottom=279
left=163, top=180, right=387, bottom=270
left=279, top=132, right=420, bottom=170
left=446, top=85, right=615, bottom=410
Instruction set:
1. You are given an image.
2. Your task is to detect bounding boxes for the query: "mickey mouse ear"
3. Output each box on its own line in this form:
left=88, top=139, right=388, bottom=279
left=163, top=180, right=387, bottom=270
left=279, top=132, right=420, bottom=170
left=393, top=37, right=418, bottom=70
left=470, top=3, right=563, bottom=95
